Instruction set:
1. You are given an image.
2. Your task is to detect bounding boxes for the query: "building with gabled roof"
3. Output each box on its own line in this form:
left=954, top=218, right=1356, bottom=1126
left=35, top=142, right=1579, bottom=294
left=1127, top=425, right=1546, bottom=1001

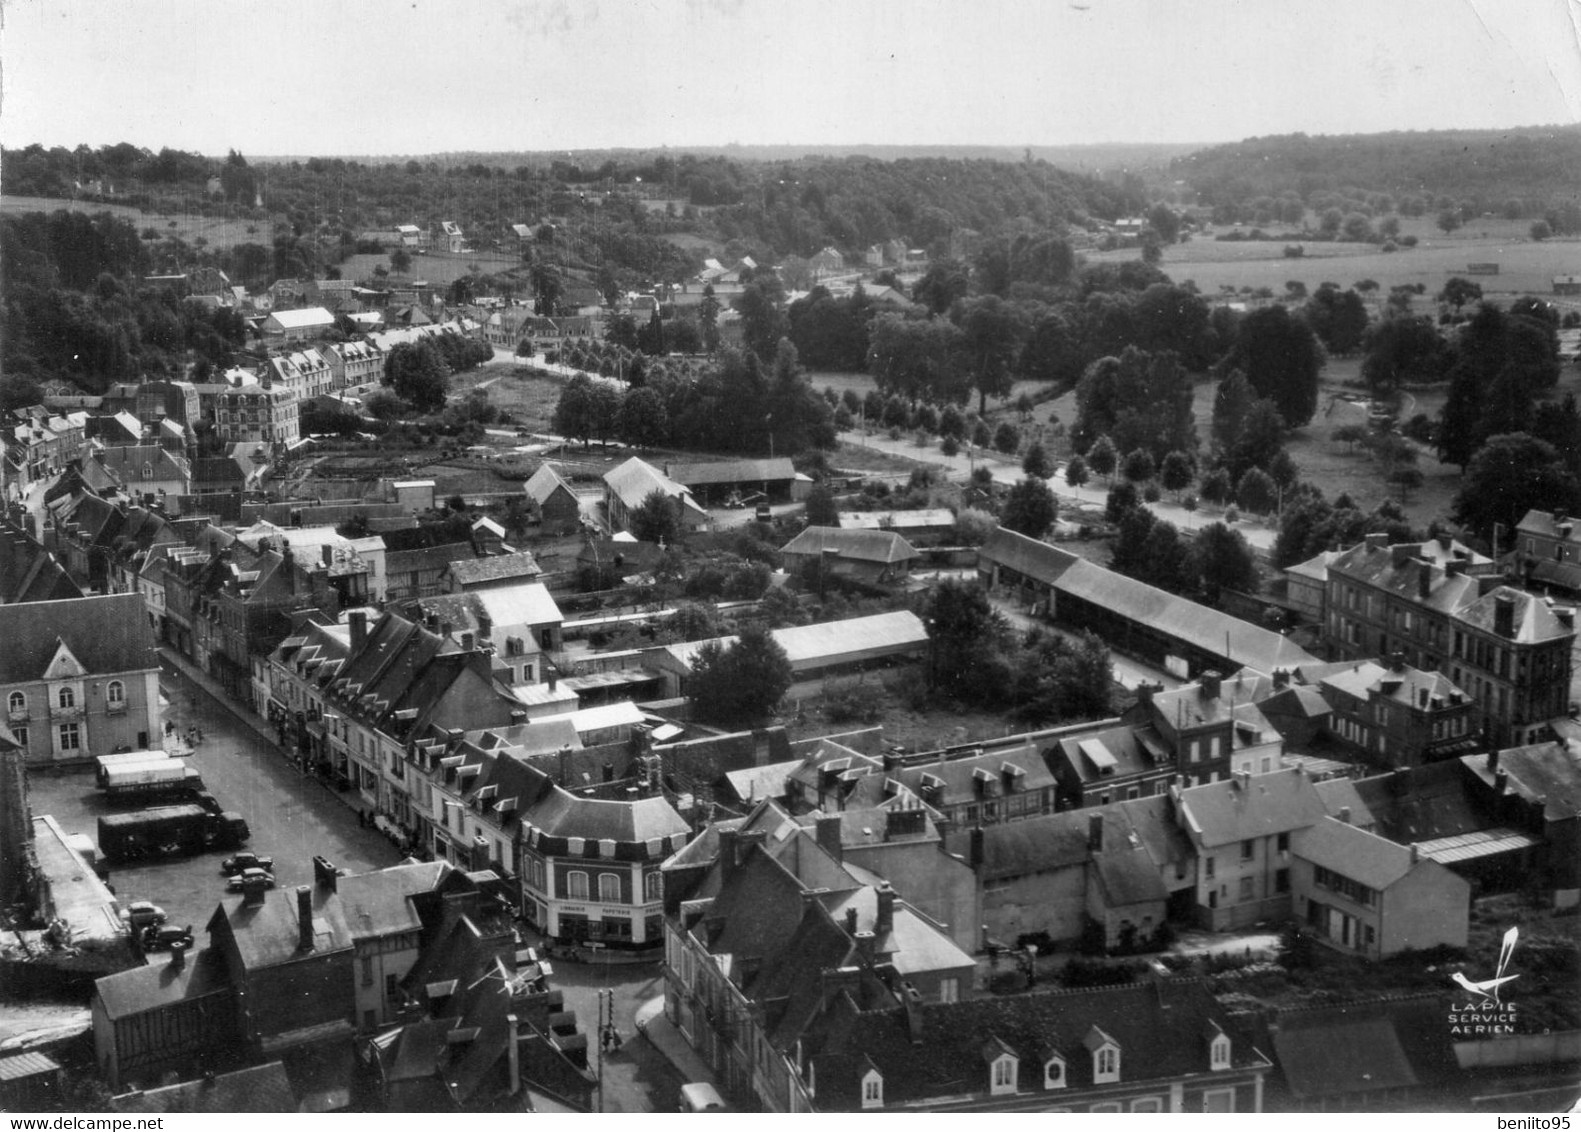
left=1289, top=815, right=1470, bottom=957
left=445, top=550, right=541, bottom=592
left=0, top=519, right=82, bottom=604
left=781, top=526, right=919, bottom=588
left=602, top=457, right=708, bottom=535
left=664, top=457, right=797, bottom=505
left=523, top=463, right=583, bottom=536
left=0, top=592, right=161, bottom=764
left=662, top=799, right=977, bottom=1110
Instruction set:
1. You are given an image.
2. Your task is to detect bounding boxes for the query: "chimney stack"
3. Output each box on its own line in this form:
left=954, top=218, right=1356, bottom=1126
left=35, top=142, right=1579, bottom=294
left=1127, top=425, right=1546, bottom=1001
left=1364, top=532, right=1387, bottom=550
left=297, top=886, right=314, bottom=951
left=1087, top=814, right=1103, bottom=853
left=461, top=630, right=475, bottom=652
left=816, top=813, right=843, bottom=862
left=477, top=610, right=492, bottom=640
left=845, top=907, right=858, bottom=933
left=1493, top=592, right=1517, bottom=638
left=169, top=942, right=187, bottom=970
left=1494, top=769, right=1508, bottom=795
left=1338, top=806, right=1351, bottom=824
left=556, top=745, right=572, bottom=787
left=1438, top=532, right=1454, bottom=553
left=322, top=543, right=333, bottom=567
left=969, top=826, right=985, bottom=870
left=876, top=883, right=894, bottom=937
left=1391, top=543, right=1415, bottom=568
left=1234, top=769, right=1250, bottom=791
left=1487, top=748, right=1499, bottom=774
left=1418, top=560, right=1433, bottom=600
left=349, top=609, right=368, bottom=652
left=1200, top=670, right=1222, bottom=700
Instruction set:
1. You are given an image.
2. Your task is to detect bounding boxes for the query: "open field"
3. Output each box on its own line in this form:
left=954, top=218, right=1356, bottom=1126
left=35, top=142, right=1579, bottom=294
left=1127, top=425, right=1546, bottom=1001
left=337, top=248, right=525, bottom=286
left=1, top=193, right=270, bottom=250
left=1088, top=221, right=1581, bottom=305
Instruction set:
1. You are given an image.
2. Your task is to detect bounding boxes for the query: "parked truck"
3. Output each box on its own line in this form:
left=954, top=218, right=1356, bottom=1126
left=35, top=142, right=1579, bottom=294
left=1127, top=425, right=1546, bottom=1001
left=97, top=805, right=250, bottom=862
left=100, top=762, right=204, bottom=803
left=95, top=751, right=178, bottom=788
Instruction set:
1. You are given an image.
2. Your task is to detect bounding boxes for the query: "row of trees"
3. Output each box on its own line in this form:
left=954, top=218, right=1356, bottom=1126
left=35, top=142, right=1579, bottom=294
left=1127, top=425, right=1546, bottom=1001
left=551, top=340, right=835, bottom=457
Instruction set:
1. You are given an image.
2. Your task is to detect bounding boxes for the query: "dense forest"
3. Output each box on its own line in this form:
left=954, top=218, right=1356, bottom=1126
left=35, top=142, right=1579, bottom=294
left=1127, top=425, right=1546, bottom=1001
left=1, top=143, right=1146, bottom=283
left=1170, top=126, right=1581, bottom=223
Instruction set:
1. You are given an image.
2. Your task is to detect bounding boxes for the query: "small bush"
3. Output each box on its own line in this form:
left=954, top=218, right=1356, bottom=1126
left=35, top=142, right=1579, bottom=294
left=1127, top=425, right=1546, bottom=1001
left=1142, top=483, right=1161, bottom=503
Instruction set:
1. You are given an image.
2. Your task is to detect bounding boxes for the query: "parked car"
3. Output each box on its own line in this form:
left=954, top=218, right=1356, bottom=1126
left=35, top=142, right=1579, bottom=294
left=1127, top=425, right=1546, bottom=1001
left=141, top=923, right=194, bottom=952
left=122, top=901, right=166, bottom=933
left=221, top=851, right=275, bottom=876
left=226, top=867, right=276, bottom=892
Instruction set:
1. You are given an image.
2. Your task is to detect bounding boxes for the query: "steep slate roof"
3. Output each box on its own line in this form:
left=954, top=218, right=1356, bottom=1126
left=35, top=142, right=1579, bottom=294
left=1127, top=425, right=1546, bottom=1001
left=111, top=1061, right=296, bottom=1113
left=1177, top=768, right=1329, bottom=848
left=807, top=980, right=1263, bottom=1109
left=337, top=860, right=450, bottom=941
left=0, top=593, right=158, bottom=682
left=524, top=463, right=578, bottom=506
left=526, top=786, right=690, bottom=844
left=603, top=457, right=701, bottom=512
left=1455, top=586, right=1572, bottom=644
left=0, top=524, right=82, bottom=603
left=1462, top=742, right=1581, bottom=822
left=209, top=884, right=354, bottom=971
left=1291, top=816, right=1423, bottom=889
left=780, top=526, right=918, bottom=564
left=1272, top=996, right=1457, bottom=1100
left=1354, top=761, right=1493, bottom=843
left=1320, top=661, right=1464, bottom=707
left=93, top=946, right=232, bottom=1020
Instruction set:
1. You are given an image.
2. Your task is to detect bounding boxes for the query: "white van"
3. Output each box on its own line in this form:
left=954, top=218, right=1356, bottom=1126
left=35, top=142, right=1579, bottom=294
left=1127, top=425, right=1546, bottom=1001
left=680, top=1083, right=727, bottom=1112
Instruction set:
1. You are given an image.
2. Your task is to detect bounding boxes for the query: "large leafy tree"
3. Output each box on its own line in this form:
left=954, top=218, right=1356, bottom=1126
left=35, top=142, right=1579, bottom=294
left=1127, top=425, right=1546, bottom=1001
left=867, top=315, right=967, bottom=405
left=952, top=294, right=1029, bottom=414
left=1217, top=304, right=1322, bottom=427
left=1361, top=314, right=1449, bottom=400
left=630, top=488, right=681, bottom=545
left=688, top=623, right=793, bottom=728
left=1001, top=477, right=1058, bottom=539
left=734, top=277, right=788, bottom=361
left=1303, top=285, right=1369, bottom=356
left=1073, top=346, right=1198, bottom=464
left=922, top=579, right=1010, bottom=699
left=1192, top=522, right=1258, bottom=604
left=382, top=340, right=448, bottom=412
left=1451, top=433, right=1581, bottom=541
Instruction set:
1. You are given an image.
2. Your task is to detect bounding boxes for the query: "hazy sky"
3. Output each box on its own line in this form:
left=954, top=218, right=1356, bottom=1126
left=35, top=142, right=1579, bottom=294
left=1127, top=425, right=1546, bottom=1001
left=3, top=0, right=1578, bottom=156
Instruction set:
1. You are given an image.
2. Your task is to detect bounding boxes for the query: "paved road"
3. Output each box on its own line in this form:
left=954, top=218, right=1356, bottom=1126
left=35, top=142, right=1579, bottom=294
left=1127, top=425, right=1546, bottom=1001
left=533, top=954, right=683, bottom=1112
left=30, top=661, right=402, bottom=933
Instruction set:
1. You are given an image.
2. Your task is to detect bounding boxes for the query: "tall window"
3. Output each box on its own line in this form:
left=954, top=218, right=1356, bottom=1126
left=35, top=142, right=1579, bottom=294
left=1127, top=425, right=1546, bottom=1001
left=597, top=873, right=621, bottom=903
left=644, top=871, right=663, bottom=902
left=12, top=726, right=28, bottom=748
left=57, top=686, right=75, bottom=710
left=1094, top=1045, right=1119, bottom=1083
left=58, top=722, right=81, bottom=751
left=7, top=692, right=24, bottom=715
left=106, top=681, right=125, bottom=707
left=565, top=871, right=589, bottom=901
left=990, top=1056, right=1018, bottom=1095
left=861, top=1070, right=883, bottom=1109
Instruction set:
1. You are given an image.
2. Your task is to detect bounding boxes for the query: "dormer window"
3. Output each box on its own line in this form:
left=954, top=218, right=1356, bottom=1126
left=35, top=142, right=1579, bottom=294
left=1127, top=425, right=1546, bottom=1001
left=861, top=1068, right=883, bottom=1109
left=982, top=1038, right=1019, bottom=1096
left=1084, top=1025, right=1120, bottom=1084
left=1044, top=1055, right=1067, bottom=1090
left=991, top=1054, right=1018, bottom=1095
left=1209, top=1025, right=1231, bottom=1070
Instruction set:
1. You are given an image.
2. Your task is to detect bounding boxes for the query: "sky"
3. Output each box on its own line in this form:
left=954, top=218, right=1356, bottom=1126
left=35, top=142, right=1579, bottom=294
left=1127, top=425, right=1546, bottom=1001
left=2, top=0, right=1578, bottom=156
